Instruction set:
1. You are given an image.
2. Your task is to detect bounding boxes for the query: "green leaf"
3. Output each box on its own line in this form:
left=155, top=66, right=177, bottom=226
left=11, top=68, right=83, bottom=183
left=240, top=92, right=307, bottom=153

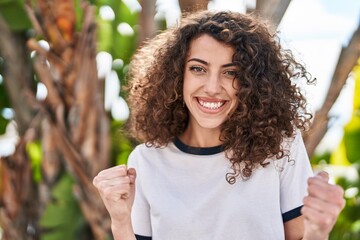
left=113, top=31, right=136, bottom=64
left=116, top=1, right=138, bottom=27
left=343, top=128, right=360, bottom=163
left=0, top=115, right=7, bottom=134
left=40, top=174, right=85, bottom=240
left=97, top=17, right=113, bottom=52
left=310, top=151, right=331, bottom=165
left=353, top=63, right=360, bottom=111
left=111, top=120, right=134, bottom=165
left=0, top=80, right=10, bottom=134
left=0, top=75, right=11, bottom=107
left=74, top=0, right=83, bottom=32
left=329, top=139, right=351, bottom=165
left=26, top=141, right=43, bottom=182
left=343, top=64, right=360, bottom=163
left=110, top=0, right=138, bottom=62
left=0, top=0, right=32, bottom=31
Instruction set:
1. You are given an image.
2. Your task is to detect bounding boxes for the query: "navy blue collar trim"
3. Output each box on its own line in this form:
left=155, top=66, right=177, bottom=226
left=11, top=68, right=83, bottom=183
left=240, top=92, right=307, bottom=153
left=173, top=138, right=224, bottom=155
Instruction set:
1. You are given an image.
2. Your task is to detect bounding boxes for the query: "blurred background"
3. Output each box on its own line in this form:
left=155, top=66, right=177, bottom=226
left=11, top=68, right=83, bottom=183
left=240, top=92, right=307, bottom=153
left=0, top=0, right=359, bottom=239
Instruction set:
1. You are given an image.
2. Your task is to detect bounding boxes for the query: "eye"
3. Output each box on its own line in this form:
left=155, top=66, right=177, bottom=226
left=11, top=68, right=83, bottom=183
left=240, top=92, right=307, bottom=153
left=224, top=70, right=237, bottom=77
left=189, top=66, right=206, bottom=73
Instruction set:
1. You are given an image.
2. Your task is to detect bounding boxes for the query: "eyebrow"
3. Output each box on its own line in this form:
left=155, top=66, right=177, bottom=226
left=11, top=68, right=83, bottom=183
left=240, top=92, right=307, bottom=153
left=187, top=58, right=237, bottom=68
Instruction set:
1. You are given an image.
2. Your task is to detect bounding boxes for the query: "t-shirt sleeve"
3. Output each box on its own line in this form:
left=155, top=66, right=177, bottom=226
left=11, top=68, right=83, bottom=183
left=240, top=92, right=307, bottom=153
left=278, top=130, right=314, bottom=222
left=127, top=147, right=152, bottom=237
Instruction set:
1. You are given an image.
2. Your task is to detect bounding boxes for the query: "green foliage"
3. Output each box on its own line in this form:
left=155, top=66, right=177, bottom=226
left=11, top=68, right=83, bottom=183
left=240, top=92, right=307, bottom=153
left=329, top=63, right=360, bottom=239
left=1, top=0, right=139, bottom=238
left=26, top=141, right=43, bottom=182
left=0, top=114, right=7, bottom=134
left=74, top=0, right=83, bottom=32
left=0, top=0, right=31, bottom=135
left=97, top=17, right=113, bottom=52
left=111, top=120, right=134, bottom=165
left=95, top=0, right=139, bottom=88
left=330, top=165, right=360, bottom=240
left=0, top=0, right=32, bottom=31
left=39, top=174, right=86, bottom=240
left=344, top=128, right=360, bottom=163
left=343, top=64, right=360, bottom=164
left=0, top=73, right=11, bottom=134
left=310, top=151, right=331, bottom=165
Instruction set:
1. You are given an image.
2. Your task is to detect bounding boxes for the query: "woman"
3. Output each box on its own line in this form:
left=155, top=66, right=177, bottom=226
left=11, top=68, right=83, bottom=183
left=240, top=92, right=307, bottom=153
left=93, top=11, right=345, bottom=240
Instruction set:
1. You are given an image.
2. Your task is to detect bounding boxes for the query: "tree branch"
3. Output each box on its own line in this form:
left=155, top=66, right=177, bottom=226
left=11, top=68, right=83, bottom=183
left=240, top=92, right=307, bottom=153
left=0, top=16, right=35, bottom=135
left=303, top=26, right=360, bottom=156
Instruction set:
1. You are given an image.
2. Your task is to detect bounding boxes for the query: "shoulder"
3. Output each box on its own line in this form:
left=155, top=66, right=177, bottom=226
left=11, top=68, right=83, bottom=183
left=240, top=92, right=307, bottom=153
left=128, top=143, right=151, bottom=164
left=271, top=129, right=310, bottom=171
left=281, top=129, right=303, bottom=151
left=127, top=142, right=173, bottom=167
left=129, top=142, right=172, bottom=156
left=287, top=129, right=308, bottom=159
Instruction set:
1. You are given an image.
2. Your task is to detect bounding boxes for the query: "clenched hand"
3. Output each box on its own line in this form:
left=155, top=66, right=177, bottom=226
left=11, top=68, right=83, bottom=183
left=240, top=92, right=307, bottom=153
left=302, top=171, right=345, bottom=240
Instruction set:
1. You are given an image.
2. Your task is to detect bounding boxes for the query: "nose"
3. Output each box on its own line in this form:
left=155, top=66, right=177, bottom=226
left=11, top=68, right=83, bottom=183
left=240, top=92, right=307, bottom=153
left=204, top=73, right=221, bottom=95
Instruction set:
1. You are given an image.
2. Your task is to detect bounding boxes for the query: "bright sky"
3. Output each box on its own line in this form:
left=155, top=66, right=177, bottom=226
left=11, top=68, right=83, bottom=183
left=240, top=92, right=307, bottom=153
left=278, top=0, right=360, bottom=153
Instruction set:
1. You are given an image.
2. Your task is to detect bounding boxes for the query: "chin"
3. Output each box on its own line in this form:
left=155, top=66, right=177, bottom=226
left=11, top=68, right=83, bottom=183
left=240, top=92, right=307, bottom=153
left=197, top=119, right=225, bottom=130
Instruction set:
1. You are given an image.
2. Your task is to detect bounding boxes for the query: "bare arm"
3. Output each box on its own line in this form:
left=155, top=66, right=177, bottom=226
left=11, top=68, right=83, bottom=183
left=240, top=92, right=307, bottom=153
left=284, top=171, right=345, bottom=240
left=93, top=165, right=137, bottom=240
left=301, top=171, right=345, bottom=240
left=284, top=215, right=304, bottom=240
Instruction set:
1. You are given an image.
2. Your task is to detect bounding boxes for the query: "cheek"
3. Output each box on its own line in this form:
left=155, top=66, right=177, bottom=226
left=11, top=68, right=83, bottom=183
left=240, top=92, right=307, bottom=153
left=182, top=82, right=193, bottom=105
left=232, top=79, right=240, bottom=90
left=182, top=72, right=190, bottom=90
left=182, top=78, right=189, bottom=97
left=182, top=74, right=197, bottom=98
left=227, top=80, right=239, bottom=98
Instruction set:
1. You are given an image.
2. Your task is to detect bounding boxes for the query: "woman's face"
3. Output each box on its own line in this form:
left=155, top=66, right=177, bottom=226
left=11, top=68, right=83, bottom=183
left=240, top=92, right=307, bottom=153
left=183, top=34, right=239, bottom=133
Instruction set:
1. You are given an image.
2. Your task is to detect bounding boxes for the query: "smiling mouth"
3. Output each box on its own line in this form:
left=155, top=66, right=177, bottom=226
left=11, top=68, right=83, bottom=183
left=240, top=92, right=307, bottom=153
left=197, top=98, right=226, bottom=110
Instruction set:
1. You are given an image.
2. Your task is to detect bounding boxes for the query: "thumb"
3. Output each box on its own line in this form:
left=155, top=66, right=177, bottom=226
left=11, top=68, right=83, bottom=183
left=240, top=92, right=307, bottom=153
left=127, top=168, right=137, bottom=185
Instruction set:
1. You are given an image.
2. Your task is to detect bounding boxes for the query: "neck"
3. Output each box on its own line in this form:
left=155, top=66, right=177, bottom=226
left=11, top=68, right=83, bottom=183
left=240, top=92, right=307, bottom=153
left=179, top=125, right=222, bottom=147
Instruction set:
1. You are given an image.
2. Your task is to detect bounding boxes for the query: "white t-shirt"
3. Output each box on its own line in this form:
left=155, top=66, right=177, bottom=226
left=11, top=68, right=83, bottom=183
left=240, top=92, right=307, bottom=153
left=128, top=131, right=313, bottom=240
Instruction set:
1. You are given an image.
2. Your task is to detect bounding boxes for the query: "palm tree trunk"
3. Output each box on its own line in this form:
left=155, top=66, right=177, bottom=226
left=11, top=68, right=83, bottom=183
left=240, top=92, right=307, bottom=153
left=0, top=1, right=112, bottom=239
left=178, top=0, right=209, bottom=13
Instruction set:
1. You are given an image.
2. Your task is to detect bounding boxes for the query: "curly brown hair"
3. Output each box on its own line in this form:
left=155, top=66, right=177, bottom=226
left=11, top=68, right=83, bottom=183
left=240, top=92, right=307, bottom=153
left=126, top=10, right=313, bottom=183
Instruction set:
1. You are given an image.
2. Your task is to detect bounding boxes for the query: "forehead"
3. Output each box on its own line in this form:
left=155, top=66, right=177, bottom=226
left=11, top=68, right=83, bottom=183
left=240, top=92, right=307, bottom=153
left=186, top=34, right=235, bottom=62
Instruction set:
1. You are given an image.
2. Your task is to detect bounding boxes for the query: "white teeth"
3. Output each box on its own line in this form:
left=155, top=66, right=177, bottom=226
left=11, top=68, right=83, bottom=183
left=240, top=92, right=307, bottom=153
left=198, top=100, right=224, bottom=109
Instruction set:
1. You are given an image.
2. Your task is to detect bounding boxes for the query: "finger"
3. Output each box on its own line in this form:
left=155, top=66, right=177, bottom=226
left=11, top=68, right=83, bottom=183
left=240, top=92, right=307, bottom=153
left=303, top=195, right=343, bottom=217
left=316, top=171, right=329, bottom=182
left=307, top=182, right=344, bottom=205
left=93, top=167, right=130, bottom=188
left=100, top=164, right=128, bottom=177
left=307, top=176, right=331, bottom=188
left=99, top=183, right=132, bottom=200
left=301, top=205, right=335, bottom=229
left=307, top=171, right=331, bottom=189
left=96, top=176, right=132, bottom=188
left=95, top=165, right=128, bottom=181
left=127, top=168, right=137, bottom=184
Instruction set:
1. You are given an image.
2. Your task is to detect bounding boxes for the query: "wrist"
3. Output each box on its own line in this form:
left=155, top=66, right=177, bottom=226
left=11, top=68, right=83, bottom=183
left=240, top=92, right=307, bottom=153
left=111, top=220, right=135, bottom=240
left=302, top=233, right=329, bottom=240
left=303, top=238, right=328, bottom=240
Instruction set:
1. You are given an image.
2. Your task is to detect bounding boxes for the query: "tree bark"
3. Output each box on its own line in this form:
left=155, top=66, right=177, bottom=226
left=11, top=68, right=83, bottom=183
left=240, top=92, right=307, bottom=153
left=0, top=2, right=112, bottom=239
left=138, top=0, right=157, bottom=44
left=303, top=26, right=360, bottom=156
left=178, top=0, right=209, bottom=13
left=254, top=0, right=291, bottom=28
left=0, top=12, right=41, bottom=240
left=0, top=16, right=36, bottom=135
